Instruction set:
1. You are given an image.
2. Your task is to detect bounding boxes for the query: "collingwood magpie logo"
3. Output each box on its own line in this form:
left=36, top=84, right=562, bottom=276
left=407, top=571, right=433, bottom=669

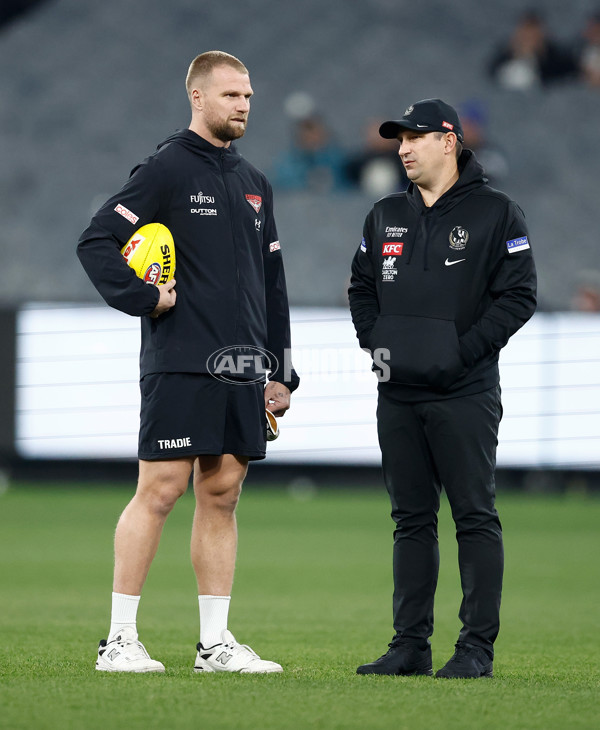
left=449, top=226, right=469, bottom=251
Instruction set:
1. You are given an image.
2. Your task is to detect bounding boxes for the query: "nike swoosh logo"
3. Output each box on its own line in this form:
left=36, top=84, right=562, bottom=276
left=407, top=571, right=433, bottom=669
left=445, top=258, right=466, bottom=266
left=416, top=124, right=428, bottom=128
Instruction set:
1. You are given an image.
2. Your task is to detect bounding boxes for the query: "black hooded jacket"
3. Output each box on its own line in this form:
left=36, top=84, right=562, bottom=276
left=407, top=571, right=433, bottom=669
left=349, top=149, right=536, bottom=400
left=77, top=129, right=299, bottom=391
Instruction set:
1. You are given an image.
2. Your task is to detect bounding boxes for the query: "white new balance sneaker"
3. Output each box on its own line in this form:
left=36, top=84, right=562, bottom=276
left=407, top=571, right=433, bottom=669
left=96, top=626, right=165, bottom=673
left=194, top=629, right=283, bottom=674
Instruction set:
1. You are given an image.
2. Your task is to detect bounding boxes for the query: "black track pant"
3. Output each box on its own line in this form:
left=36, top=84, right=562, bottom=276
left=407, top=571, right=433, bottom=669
left=377, top=385, right=504, bottom=655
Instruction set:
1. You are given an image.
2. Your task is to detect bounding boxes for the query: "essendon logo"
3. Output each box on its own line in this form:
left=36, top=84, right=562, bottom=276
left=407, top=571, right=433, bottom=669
left=245, top=194, right=262, bottom=213
left=382, top=242, right=404, bottom=255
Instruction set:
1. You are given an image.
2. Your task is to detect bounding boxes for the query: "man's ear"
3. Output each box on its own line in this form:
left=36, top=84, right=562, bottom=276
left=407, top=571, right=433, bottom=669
left=191, top=88, right=202, bottom=112
left=445, top=132, right=457, bottom=153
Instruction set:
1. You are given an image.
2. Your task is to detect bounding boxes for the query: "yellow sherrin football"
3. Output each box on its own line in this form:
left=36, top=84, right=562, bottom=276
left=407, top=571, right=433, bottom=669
left=121, top=223, right=176, bottom=285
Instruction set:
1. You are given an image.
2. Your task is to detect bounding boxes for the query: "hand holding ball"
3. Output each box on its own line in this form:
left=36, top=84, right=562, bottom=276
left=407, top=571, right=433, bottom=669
left=121, top=223, right=177, bottom=317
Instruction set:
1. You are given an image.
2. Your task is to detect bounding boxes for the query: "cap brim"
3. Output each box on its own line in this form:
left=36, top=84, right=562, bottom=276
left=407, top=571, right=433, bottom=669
left=379, top=120, right=432, bottom=139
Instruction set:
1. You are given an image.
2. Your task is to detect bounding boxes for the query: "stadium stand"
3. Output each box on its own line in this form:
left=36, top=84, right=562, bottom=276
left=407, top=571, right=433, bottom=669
left=0, top=0, right=599, bottom=310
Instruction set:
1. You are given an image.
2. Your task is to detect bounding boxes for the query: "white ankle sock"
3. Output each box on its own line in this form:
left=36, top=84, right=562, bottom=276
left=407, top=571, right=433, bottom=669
left=199, top=595, right=231, bottom=648
left=108, top=592, right=141, bottom=640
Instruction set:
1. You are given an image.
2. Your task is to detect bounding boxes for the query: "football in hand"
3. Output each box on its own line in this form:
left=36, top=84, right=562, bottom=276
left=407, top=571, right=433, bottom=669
left=121, top=223, right=176, bottom=285
left=266, top=409, right=279, bottom=441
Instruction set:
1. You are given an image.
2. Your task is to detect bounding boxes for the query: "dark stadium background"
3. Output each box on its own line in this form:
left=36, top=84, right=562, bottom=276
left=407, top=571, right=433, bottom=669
left=1, top=0, right=599, bottom=490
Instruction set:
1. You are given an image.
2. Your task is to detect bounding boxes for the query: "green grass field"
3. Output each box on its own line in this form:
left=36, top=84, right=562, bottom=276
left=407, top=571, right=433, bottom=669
left=0, top=481, right=598, bottom=730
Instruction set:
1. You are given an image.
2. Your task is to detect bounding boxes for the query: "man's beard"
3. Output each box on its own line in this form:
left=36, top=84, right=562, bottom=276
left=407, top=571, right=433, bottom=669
left=207, top=116, right=247, bottom=143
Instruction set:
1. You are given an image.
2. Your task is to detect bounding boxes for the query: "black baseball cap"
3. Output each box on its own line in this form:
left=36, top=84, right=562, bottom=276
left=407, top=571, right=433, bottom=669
left=379, top=99, right=464, bottom=142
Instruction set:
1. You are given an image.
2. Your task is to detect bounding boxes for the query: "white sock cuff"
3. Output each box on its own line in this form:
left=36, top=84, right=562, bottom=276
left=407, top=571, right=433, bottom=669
left=112, top=592, right=141, bottom=611
left=109, top=592, right=141, bottom=639
left=113, top=591, right=141, bottom=601
left=198, top=595, right=231, bottom=648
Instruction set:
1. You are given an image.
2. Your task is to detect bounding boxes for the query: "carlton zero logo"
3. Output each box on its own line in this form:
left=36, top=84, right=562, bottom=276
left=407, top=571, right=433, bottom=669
left=382, top=242, right=403, bottom=256
left=382, top=256, right=398, bottom=282
left=206, top=346, right=278, bottom=384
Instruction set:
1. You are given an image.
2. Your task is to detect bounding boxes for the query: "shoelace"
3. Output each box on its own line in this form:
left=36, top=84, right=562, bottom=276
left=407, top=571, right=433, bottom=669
left=388, top=637, right=416, bottom=650
left=452, top=644, right=471, bottom=658
left=222, top=639, right=260, bottom=659
left=109, top=636, right=149, bottom=659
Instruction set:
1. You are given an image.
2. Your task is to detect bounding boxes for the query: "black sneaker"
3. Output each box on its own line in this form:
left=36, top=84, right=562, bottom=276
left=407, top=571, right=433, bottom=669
left=435, top=642, right=493, bottom=678
left=357, top=638, right=433, bottom=676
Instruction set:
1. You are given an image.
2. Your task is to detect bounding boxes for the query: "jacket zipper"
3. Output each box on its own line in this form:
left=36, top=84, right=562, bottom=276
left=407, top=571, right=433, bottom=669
left=406, top=210, right=430, bottom=270
left=220, top=148, right=240, bottom=344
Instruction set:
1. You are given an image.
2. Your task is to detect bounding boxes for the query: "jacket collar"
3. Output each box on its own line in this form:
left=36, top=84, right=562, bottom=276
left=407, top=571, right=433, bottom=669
left=157, top=129, right=242, bottom=169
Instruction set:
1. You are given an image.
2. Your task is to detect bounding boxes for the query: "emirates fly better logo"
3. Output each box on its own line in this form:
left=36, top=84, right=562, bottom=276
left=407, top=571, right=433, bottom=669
left=207, top=346, right=278, bottom=384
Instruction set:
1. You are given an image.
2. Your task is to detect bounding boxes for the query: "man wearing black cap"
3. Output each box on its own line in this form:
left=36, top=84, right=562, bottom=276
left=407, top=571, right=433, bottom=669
left=348, top=99, right=536, bottom=678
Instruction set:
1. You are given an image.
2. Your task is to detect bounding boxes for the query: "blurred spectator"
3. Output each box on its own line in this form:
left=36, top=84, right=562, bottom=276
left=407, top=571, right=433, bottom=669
left=578, top=11, right=600, bottom=87
left=489, top=10, right=578, bottom=89
left=0, top=0, right=47, bottom=27
left=271, top=115, right=349, bottom=192
left=345, top=119, right=408, bottom=197
left=459, top=99, right=509, bottom=186
left=571, top=270, right=600, bottom=312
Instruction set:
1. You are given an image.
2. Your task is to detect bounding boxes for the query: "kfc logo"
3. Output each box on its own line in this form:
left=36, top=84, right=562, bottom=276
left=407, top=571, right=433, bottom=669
left=382, top=242, right=404, bottom=256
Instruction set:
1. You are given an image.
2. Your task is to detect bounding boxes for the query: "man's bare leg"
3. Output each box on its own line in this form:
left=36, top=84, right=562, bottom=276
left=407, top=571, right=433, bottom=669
left=113, top=457, right=194, bottom=594
left=190, top=454, right=283, bottom=673
left=190, top=454, right=247, bottom=597
left=97, top=458, right=194, bottom=673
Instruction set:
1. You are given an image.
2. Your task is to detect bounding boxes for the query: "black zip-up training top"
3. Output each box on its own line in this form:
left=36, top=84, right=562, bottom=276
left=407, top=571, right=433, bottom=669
left=77, top=129, right=299, bottom=391
left=349, top=150, right=536, bottom=400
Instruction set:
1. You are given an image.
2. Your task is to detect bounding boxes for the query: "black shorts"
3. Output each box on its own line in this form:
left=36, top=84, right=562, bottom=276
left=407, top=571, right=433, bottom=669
left=138, top=373, right=266, bottom=461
